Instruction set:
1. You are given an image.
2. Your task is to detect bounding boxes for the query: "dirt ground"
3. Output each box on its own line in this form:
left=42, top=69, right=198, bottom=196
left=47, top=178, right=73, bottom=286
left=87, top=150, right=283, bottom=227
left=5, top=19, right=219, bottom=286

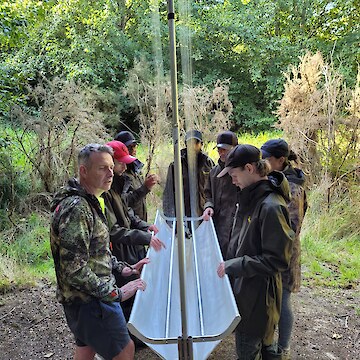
left=0, top=282, right=359, bottom=360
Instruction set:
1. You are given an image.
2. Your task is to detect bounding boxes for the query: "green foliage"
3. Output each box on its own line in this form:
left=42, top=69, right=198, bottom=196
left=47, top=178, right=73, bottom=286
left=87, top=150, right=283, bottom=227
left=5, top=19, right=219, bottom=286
left=0, top=212, right=54, bottom=290
left=301, top=184, right=360, bottom=288
left=1, top=0, right=359, bottom=131
left=0, top=125, right=33, bottom=230
left=0, top=0, right=140, bottom=119
left=191, top=0, right=359, bottom=131
left=0, top=0, right=54, bottom=53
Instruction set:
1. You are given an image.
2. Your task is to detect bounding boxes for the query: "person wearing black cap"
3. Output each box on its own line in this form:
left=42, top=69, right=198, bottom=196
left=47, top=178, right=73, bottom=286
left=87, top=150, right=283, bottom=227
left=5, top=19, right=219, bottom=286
left=261, top=139, right=308, bottom=359
left=114, top=130, right=159, bottom=221
left=163, top=129, right=215, bottom=219
left=202, top=131, right=239, bottom=257
left=216, top=144, right=294, bottom=360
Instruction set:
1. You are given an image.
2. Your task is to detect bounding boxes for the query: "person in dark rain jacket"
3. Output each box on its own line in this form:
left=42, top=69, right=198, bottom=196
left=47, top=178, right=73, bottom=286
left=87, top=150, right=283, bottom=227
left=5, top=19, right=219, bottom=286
left=217, top=144, right=294, bottom=360
left=202, top=130, right=239, bottom=257
left=114, top=131, right=158, bottom=221
left=103, top=140, right=165, bottom=326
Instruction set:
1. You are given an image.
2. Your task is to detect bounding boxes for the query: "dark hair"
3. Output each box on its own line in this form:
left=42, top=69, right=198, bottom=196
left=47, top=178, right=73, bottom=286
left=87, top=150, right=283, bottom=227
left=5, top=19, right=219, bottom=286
left=288, top=149, right=298, bottom=162
left=78, top=144, right=113, bottom=167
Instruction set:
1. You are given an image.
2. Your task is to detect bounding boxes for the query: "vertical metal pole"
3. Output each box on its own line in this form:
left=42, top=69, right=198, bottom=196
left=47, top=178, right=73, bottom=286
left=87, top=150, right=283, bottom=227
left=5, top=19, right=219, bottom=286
left=167, top=1, right=190, bottom=359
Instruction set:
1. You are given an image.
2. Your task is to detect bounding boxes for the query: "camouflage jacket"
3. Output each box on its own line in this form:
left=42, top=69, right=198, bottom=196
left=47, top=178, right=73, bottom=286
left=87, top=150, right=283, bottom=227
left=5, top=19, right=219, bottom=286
left=282, top=165, right=308, bottom=292
left=50, top=178, right=127, bottom=304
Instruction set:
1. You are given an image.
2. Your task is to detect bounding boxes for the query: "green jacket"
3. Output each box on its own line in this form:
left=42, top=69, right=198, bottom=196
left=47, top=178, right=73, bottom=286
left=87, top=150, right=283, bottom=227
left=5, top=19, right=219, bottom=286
left=103, top=173, right=152, bottom=266
left=119, top=160, right=150, bottom=221
left=225, top=171, right=294, bottom=340
left=50, top=178, right=126, bottom=304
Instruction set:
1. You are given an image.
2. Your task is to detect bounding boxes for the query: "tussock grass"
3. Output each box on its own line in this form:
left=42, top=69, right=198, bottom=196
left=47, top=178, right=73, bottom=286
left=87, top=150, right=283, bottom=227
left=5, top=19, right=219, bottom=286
left=0, top=213, right=54, bottom=291
left=301, top=183, right=360, bottom=288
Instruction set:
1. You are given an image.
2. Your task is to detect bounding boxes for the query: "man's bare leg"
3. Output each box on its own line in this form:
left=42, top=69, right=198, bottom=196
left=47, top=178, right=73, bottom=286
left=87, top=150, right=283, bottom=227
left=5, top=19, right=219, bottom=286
left=74, top=345, right=96, bottom=360
left=113, top=339, right=135, bottom=360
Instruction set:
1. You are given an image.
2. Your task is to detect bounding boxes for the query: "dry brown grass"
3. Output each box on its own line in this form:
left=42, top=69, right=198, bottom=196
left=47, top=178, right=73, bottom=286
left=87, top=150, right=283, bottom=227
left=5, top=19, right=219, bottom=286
left=10, top=77, right=110, bottom=193
left=276, top=52, right=360, bottom=187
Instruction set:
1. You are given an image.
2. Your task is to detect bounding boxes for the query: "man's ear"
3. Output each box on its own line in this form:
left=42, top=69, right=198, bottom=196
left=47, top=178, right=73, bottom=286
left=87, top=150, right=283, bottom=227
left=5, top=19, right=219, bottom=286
left=79, top=164, right=87, bottom=178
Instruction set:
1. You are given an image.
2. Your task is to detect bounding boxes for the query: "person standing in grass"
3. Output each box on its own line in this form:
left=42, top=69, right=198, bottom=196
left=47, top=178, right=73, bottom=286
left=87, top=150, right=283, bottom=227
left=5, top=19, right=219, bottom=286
left=202, top=130, right=239, bottom=258
left=217, top=144, right=294, bottom=360
left=114, top=131, right=158, bottom=222
left=261, top=139, right=308, bottom=359
left=50, top=143, right=146, bottom=360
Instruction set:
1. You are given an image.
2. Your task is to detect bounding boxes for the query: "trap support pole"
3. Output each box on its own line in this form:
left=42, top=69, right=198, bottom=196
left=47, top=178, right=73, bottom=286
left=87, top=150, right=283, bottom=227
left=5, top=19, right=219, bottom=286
left=167, top=1, right=192, bottom=359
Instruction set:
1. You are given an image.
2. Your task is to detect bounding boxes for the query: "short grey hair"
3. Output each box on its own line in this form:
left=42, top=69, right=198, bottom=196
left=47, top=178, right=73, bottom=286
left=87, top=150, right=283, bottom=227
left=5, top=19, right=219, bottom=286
left=78, top=143, right=113, bottom=167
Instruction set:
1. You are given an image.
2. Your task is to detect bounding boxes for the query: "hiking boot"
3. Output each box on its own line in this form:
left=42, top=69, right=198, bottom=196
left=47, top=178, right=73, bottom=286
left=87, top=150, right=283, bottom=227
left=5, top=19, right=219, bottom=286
left=261, top=344, right=283, bottom=360
left=280, top=347, right=291, bottom=360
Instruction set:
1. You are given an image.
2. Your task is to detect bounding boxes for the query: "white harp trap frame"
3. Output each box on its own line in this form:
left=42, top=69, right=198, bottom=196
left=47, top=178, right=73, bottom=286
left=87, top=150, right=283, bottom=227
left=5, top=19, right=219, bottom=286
left=128, top=211, right=241, bottom=360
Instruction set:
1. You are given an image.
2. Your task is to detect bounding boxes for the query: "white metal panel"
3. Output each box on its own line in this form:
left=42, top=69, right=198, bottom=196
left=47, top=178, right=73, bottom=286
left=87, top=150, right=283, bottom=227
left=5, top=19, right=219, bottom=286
left=128, top=212, right=240, bottom=359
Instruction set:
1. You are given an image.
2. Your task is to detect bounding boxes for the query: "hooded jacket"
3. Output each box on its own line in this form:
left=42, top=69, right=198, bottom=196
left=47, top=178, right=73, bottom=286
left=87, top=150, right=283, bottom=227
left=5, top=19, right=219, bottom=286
left=282, top=165, right=308, bottom=292
left=50, top=178, right=126, bottom=304
left=118, top=160, right=149, bottom=221
left=102, top=173, right=151, bottom=268
left=204, top=159, right=239, bottom=257
left=225, top=171, right=294, bottom=340
left=163, top=148, right=215, bottom=217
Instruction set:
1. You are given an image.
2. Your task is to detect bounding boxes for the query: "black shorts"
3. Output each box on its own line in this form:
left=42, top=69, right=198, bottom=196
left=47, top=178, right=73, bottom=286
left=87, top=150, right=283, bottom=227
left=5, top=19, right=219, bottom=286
left=63, top=299, right=131, bottom=360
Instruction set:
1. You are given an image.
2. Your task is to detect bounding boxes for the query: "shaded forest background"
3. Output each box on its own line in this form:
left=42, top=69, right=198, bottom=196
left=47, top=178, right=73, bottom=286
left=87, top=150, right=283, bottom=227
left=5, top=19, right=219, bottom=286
left=1, top=0, right=359, bottom=130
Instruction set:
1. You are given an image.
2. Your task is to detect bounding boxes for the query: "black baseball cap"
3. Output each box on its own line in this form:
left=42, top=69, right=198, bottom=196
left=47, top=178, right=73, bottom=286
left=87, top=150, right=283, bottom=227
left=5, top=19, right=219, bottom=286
left=217, top=144, right=261, bottom=177
left=114, top=131, right=137, bottom=147
left=185, top=129, right=202, bottom=142
left=216, top=131, right=238, bottom=149
left=261, top=139, right=289, bottom=159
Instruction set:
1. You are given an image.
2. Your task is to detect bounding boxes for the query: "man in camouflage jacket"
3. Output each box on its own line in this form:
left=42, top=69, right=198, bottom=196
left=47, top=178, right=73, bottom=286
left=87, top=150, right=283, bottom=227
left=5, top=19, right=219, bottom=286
left=50, top=144, right=146, bottom=360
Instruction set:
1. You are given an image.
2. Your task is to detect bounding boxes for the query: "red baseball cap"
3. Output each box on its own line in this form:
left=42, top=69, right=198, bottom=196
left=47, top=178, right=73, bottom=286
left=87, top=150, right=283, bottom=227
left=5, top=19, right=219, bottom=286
left=106, top=140, right=137, bottom=164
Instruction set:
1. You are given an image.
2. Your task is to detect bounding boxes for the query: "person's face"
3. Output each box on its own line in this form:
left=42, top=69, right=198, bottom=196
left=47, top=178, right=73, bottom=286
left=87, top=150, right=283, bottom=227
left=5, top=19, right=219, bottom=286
left=218, top=146, right=232, bottom=163
left=113, top=159, right=127, bottom=176
left=187, top=139, right=202, bottom=153
left=264, top=156, right=284, bottom=171
left=228, top=165, right=254, bottom=190
left=80, top=152, right=114, bottom=197
left=127, top=143, right=137, bottom=156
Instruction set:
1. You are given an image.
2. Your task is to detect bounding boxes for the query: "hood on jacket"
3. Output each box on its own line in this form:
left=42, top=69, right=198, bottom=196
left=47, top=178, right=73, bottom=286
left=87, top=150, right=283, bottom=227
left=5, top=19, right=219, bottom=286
left=238, top=171, right=291, bottom=212
left=283, top=165, right=306, bottom=186
left=127, top=158, right=144, bottom=174
left=50, top=178, right=89, bottom=212
left=268, top=170, right=291, bottom=203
